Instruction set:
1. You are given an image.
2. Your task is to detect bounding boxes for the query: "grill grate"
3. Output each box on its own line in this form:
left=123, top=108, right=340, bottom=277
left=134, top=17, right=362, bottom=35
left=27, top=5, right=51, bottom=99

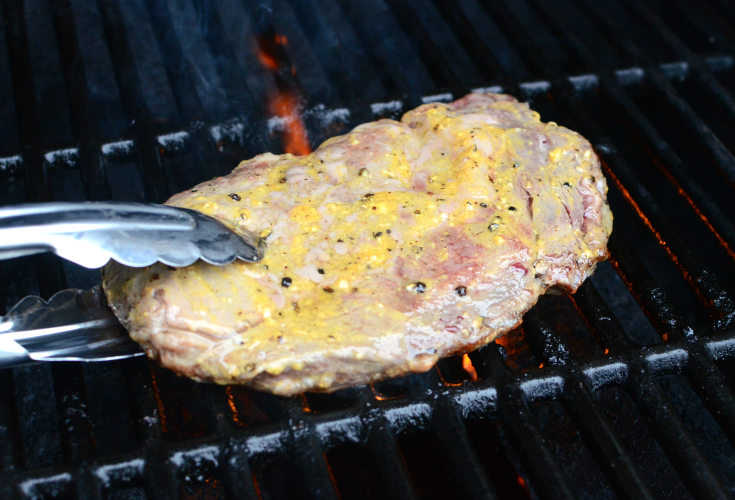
left=2, top=0, right=735, bottom=498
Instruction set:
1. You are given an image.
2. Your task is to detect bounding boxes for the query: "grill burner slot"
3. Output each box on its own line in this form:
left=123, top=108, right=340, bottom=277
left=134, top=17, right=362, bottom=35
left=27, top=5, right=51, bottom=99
left=1, top=0, right=735, bottom=498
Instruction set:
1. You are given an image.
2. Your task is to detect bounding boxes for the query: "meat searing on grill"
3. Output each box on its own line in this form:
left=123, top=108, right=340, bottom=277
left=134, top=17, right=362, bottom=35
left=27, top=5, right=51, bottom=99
left=102, top=93, right=613, bottom=395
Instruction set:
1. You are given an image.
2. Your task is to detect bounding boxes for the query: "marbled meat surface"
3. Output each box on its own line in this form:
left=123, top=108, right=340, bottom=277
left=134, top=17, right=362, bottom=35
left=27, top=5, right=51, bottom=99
left=102, top=93, right=613, bottom=395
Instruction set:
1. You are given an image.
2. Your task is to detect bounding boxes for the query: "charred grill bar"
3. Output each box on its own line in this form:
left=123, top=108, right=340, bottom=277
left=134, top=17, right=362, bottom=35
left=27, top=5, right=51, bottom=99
left=1, top=0, right=735, bottom=498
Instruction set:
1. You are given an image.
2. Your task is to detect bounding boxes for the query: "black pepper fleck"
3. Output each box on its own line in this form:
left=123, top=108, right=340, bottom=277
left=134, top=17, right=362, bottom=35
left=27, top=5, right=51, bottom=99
left=386, top=229, right=391, bottom=234
left=279, top=177, right=287, bottom=184
left=228, top=193, right=241, bottom=201
left=413, top=282, right=427, bottom=293
left=563, top=182, right=571, bottom=187
left=281, top=277, right=292, bottom=287
left=317, top=268, right=325, bottom=275
left=513, top=162, right=520, bottom=168
left=480, top=203, right=488, bottom=208
left=456, top=286, right=467, bottom=297
left=323, top=287, right=334, bottom=293
left=373, top=231, right=382, bottom=238
left=337, top=239, right=343, bottom=242
left=508, top=206, right=517, bottom=211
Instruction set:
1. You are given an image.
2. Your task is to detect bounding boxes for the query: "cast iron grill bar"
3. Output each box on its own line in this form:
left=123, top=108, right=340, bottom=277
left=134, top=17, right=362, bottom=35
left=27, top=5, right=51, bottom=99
left=528, top=0, right=735, bottom=261
left=571, top=268, right=735, bottom=499
left=491, top=0, right=735, bottom=329
left=361, top=407, right=419, bottom=500
left=627, top=358, right=732, bottom=500
left=441, top=0, right=524, bottom=95
left=330, top=0, right=430, bottom=103
left=141, top=0, right=228, bottom=182
left=588, top=128, right=735, bottom=331
left=284, top=0, right=367, bottom=109
left=384, top=0, right=469, bottom=98
left=95, top=0, right=171, bottom=203
left=398, top=0, right=485, bottom=92
left=627, top=0, right=735, bottom=122
left=523, top=307, right=657, bottom=500
left=430, top=399, right=499, bottom=500
left=1, top=0, right=67, bottom=301
left=707, top=0, right=735, bottom=25
left=47, top=0, right=111, bottom=201
left=672, top=0, right=735, bottom=58
left=140, top=0, right=206, bottom=125
left=72, top=467, right=103, bottom=500
left=1, top=0, right=50, bottom=203
left=1, top=0, right=98, bottom=486
left=600, top=78, right=735, bottom=258
left=685, top=345, right=735, bottom=444
left=203, top=386, right=239, bottom=436
left=572, top=281, right=635, bottom=352
left=191, top=1, right=273, bottom=155
left=3, top=331, right=735, bottom=498
left=50, top=363, right=94, bottom=462
left=520, top=309, right=570, bottom=366
left=605, top=235, right=735, bottom=445
left=574, top=0, right=735, bottom=188
left=142, top=447, right=177, bottom=500
left=284, top=399, right=341, bottom=500
left=608, top=234, right=701, bottom=341
left=220, top=438, right=259, bottom=500
left=479, top=0, right=558, bottom=84
left=417, top=367, right=499, bottom=499
left=273, top=0, right=347, bottom=110
left=564, top=369, right=657, bottom=500
left=472, top=346, right=576, bottom=500
left=123, top=358, right=164, bottom=444
left=484, top=3, right=735, bottom=493
left=0, top=371, right=20, bottom=475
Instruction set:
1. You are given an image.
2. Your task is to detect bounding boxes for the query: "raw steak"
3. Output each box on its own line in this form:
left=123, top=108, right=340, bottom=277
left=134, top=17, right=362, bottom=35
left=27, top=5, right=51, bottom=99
left=102, top=93, right=613, bottom=395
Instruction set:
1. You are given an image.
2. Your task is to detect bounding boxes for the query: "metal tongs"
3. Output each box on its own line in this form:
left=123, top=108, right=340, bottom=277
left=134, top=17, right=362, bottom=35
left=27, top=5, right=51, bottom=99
left=0, top=202, right=265, bottom=368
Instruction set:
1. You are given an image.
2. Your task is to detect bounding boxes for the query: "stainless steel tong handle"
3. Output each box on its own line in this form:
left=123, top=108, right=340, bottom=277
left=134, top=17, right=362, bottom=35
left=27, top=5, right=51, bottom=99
left=0, top=286, right=142, bottom=368
left=0, top=202, right=265, bottom=268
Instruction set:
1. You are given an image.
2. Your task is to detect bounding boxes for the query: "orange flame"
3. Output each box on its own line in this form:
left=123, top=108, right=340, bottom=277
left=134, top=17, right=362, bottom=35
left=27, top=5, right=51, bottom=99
left=462, top=353, right=478, bottom=381
left=269, top=91, right=311, bottom=156
left=257, top=51, right=279, bottom=71
left=226, top=386, right=243, bottom=426
left=256, top=33, right=311, bottom=156
left=494, top=329, right=530, bottom=371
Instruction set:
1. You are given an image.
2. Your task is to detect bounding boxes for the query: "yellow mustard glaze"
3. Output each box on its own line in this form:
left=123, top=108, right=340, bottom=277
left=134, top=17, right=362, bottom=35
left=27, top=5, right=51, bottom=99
left=101, top=93, right=612, bottom=394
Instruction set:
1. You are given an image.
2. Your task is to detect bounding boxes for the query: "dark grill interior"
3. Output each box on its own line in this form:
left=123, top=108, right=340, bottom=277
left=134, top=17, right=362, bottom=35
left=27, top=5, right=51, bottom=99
left=2, top=0, right=735, bottom=498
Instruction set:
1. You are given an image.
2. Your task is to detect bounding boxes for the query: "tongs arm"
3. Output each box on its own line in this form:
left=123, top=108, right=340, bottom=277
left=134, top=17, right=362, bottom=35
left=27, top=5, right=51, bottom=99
left=0, top=202, right=264, bottom=268
left=0, top=286, right=143, bottom=368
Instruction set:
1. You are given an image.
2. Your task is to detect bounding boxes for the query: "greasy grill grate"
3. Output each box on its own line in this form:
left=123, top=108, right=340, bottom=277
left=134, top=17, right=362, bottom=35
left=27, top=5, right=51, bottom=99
left=1, top=0, right=735, bottom=498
